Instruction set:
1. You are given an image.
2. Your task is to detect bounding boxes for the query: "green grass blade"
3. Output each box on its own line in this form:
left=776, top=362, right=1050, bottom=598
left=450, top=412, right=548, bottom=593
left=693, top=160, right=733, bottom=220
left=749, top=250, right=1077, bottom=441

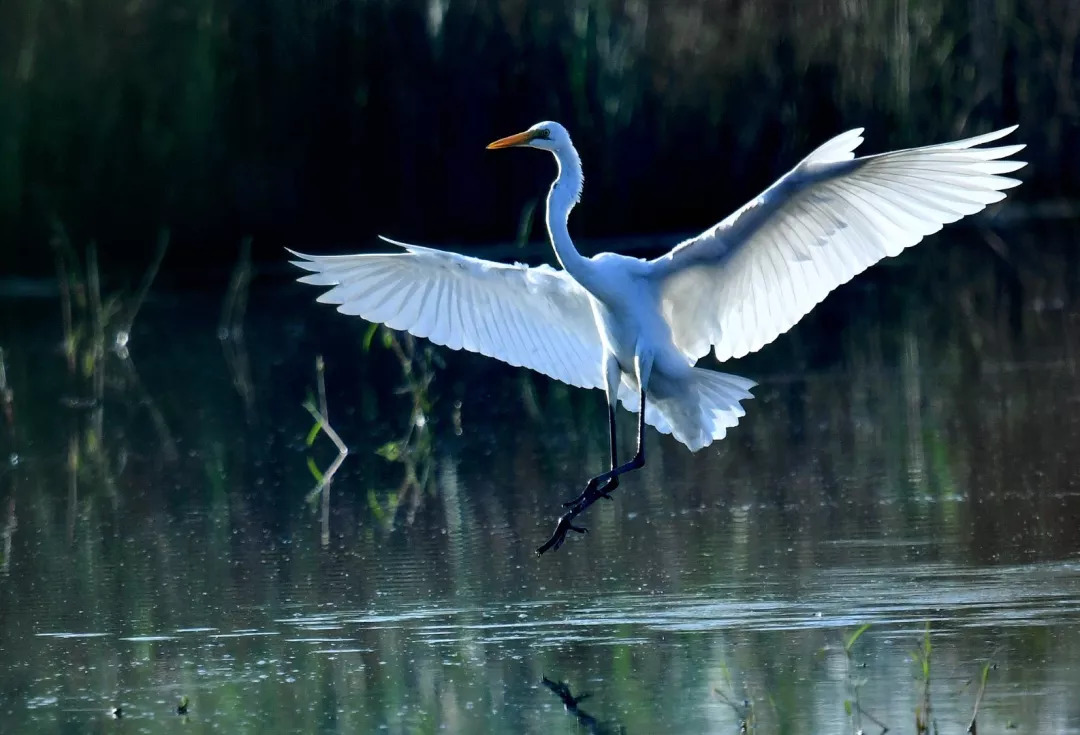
left=305, top=421, right=322, bottom=447
left=306, top=456, right=324, bottom=482
left=845, top=623, right=872, bottom=653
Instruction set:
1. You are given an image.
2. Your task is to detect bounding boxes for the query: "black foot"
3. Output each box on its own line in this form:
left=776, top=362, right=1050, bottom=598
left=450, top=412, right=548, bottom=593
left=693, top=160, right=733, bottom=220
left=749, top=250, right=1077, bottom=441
left=562, top=475, right=618, bottom=507
left=538, top=477, right=618, bottom=555
left=536, top=514, right=588, bottom=555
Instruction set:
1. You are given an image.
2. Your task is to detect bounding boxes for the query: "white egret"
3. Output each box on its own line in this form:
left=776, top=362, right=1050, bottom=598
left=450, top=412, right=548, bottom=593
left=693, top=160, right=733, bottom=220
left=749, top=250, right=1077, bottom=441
left=290, top=121, right=1025, bottom=554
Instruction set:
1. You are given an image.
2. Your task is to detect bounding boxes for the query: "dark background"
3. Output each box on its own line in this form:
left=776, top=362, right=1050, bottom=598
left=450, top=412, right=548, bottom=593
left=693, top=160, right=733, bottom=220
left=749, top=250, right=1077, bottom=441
left=2, top=0, right=1078, bottom=277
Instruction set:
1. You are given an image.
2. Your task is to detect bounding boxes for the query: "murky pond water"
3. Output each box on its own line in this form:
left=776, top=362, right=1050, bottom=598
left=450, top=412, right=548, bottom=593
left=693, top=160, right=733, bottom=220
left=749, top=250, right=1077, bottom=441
left=2, top=232, right=1080, bottom=733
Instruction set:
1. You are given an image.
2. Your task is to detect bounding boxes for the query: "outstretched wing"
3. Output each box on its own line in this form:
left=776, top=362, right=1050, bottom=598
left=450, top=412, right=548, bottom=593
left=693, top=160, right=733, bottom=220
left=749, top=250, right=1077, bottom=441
left=650, top=126, right=1026, bottom=362
left=290, top=237, right=605, bottom=389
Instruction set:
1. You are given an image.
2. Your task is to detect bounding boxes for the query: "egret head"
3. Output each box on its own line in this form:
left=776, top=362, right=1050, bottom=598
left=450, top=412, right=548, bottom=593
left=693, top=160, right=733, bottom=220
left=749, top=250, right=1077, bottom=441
left=487, top=121, right=572, bottom=153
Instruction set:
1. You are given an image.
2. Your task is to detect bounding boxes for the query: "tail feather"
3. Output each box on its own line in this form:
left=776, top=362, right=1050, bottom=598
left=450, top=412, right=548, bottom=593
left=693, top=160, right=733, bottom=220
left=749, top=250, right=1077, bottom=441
left=619, top=368, right=756, bottom=452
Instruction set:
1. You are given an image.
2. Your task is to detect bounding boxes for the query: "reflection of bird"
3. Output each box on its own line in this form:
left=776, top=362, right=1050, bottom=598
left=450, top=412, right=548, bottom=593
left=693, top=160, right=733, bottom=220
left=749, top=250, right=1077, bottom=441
left=292, top=121, right=1025, bottom=553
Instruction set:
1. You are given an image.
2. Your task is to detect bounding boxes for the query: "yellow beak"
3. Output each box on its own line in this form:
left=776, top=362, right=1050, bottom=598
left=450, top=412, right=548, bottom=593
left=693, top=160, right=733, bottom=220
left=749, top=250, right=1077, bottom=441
left=486, top=130, right=536, bottom=150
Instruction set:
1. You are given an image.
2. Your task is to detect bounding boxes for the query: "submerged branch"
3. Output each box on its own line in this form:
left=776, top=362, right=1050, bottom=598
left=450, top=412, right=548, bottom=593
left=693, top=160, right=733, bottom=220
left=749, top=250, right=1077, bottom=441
left=219, top=237, right=255, bottom=415
left=316, top=355, right=332, bottom=546
left=50, top=224, right=77, bottom=374
left=117, top=229, right=170, bottom=341
left=915, top=622, right=934, bottom=734
left=854, top=702, right=889, bottom=735
left=219, top=236, right=252, bottom=339
left=1, top=497, right=15, bottom=576
left=0, top=347, right=12, bottom=431
left=966, top=661, right=994, bottom=734
left=304, top=357, right=347, bottom=506
left=115, top=350, right=179, bottom=462
left=713, top=686, right=754, bottom=732
left=303, top=402, right=347, bottom=499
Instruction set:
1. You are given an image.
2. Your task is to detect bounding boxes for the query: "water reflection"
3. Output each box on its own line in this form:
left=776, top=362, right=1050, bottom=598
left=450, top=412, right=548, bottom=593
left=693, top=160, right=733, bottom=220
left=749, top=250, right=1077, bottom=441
left=1, top=229, right=1080, bottom=732
left=541, top=675, right=626, bottom=734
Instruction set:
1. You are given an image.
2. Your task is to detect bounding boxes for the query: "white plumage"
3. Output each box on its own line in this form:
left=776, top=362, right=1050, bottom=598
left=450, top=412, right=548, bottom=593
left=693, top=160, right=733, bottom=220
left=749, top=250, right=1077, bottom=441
left=294, top=120, right=1024, bottom=552
left=292, top=240, right=604, bottom=390
left=652, top=125, right=1026, bottom=362
left=292, top=121, right=1024, bottom=456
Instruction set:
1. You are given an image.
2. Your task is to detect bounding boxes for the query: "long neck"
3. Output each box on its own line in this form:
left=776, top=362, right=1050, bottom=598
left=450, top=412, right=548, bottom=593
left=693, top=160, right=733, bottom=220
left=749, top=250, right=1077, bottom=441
left=546, top=146, right=591, bottom=283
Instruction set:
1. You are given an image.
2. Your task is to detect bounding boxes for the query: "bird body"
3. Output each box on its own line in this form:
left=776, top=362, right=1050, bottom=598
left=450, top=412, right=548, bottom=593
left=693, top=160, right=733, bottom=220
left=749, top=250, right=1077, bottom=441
left=579, top=253, right=753, bottom=451
left=291, top=119, right=1025, bottom=552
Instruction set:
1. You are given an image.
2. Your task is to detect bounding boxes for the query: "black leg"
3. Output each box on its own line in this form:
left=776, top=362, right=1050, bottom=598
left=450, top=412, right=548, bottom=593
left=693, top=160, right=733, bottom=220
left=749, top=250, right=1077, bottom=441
left=562, top=404, right=619, bottom=507
left=538, top=385, right=646, bottom=555
left=608, top=403, right=618, bottom=468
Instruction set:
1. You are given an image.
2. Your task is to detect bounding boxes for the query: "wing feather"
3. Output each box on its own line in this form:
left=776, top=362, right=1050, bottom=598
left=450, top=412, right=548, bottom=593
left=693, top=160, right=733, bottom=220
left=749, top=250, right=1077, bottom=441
left=651, top=126, right=1026, bottom=362
left=290, top=240, right=604, bottom=389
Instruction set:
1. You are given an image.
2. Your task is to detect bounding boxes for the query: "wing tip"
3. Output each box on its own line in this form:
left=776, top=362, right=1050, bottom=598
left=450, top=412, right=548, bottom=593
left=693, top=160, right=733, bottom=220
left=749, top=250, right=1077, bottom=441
left=976, top=124, right=1020, bottom=142
left=286, top=247, right=319, bottom=263
left=949, top=124, right=1022, bottom=150
left=804, top=127, right=866, bottom=165
left=286, top=247, right=325, bottom=277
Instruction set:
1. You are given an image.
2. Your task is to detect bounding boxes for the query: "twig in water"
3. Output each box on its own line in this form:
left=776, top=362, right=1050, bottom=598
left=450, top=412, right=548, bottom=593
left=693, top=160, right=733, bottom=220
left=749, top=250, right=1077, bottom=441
left=853, top=703, right=889, bottom=735
left=841, top=623, right=889, bottom=735
left=87, top=242, right=104, bottom=361
left=218, top=236, right=252, bottom=340
left=713, top=658, right=758, bottom=733
left=114, top=350, right=179, bottom=462
left=0, top=347, right=13, bottom=430
left=1, top=497, right=16, bottom=576
left=714, top=688, right=753, bottom=733
left=304, top=401, right=347, bottom=498
left=219, top=237, right=255, bottom=415
left=116, top=229, right=169, bottom=346
left=316, top=356, right=329, bottom=435
left=914, top=622, right=934, bottom=735
left=50, top=221, right=78, bottom=374
left=66, top=434, right=78, bottom=542
left=365, top=327, right=438, bottom=528
left=304, top=357, right=348, bottom=545
left=316, top=356, right=332, bottom=545
left=85, top=242, right=106, bottom=452
left=966, top=661, right=993, bottom=734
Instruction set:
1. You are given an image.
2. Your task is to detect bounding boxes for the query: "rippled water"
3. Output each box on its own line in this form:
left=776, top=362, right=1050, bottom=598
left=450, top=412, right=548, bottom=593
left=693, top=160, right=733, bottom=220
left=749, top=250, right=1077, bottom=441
left=2, top=233, right=1080, bottom=733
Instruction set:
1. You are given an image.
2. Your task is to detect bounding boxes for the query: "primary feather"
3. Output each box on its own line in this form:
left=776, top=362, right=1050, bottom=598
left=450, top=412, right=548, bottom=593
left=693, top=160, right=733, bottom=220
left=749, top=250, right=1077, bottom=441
left=289, top=238, right=604, bottom=390
left=651, top=126, right=1026, bottom=362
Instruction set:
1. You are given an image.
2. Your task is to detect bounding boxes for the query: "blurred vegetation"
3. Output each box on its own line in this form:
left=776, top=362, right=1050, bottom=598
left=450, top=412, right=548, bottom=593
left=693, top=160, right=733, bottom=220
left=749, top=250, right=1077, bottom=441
left=2, top=0, right=1078, bottom=274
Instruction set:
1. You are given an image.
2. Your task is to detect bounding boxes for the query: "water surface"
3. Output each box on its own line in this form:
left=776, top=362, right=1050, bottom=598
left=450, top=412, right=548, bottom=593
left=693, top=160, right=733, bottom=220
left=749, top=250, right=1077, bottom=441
left=2, top=232, right=1080, bottom=733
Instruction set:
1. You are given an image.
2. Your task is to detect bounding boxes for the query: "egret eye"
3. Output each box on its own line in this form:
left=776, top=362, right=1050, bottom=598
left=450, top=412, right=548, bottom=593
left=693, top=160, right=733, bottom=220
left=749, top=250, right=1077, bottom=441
left=535, top=128, right=551, bottom=140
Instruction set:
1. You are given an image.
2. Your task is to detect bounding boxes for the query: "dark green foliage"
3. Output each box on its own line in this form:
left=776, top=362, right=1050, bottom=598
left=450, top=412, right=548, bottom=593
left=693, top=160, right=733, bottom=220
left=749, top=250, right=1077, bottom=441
left=1, top=0, right=1076, bottom=274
